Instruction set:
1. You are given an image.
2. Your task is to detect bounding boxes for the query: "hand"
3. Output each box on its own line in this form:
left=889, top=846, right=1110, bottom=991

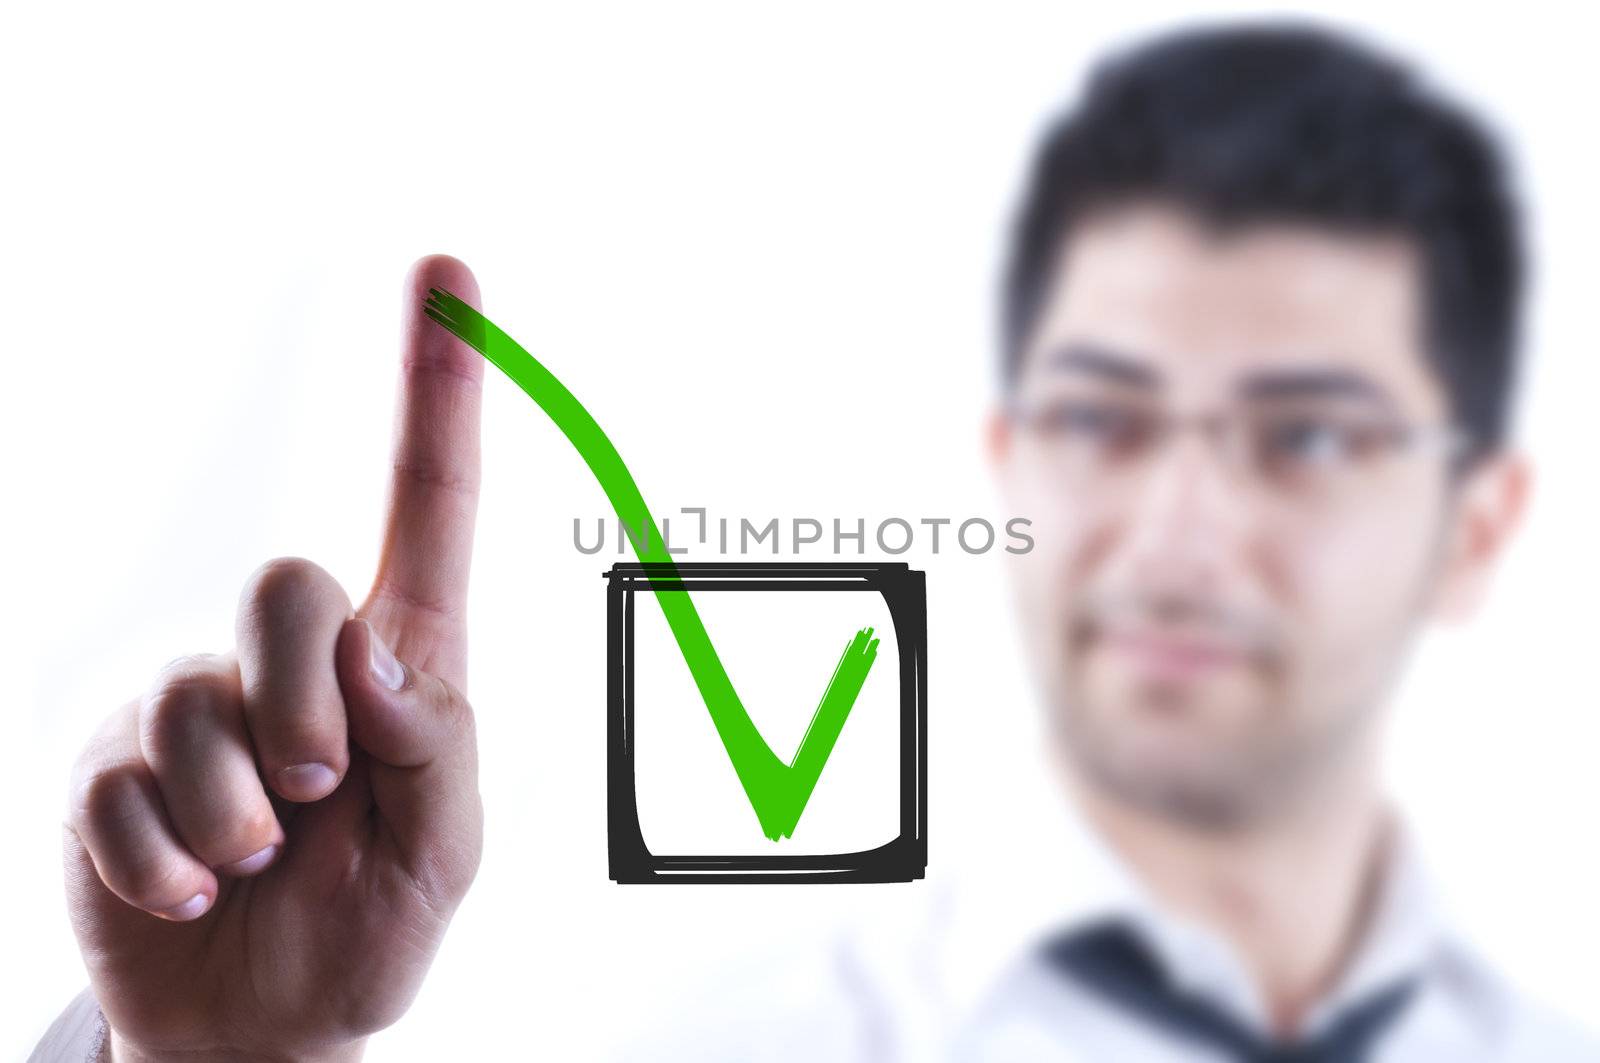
left=63, top=256, right=486, bottom=1062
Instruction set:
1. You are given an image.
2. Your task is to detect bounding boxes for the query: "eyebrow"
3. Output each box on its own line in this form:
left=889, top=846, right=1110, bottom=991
left=1236, top=367, right=1400, bottom=412
left=1044, top=342, right=1402, bottom=412
left=1046, top=343, right=1159, bottom=389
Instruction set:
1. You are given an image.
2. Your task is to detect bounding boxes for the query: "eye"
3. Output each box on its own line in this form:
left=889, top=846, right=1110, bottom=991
left=1263, top=417, right=1346, bottom=464
left=1255, top=414, right=1397, bottom=473
left=1033, top=399, right=1156, bottom=457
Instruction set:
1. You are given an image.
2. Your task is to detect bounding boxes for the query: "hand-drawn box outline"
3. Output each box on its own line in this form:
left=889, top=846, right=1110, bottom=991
left=606, top=562, right=927, bottom=884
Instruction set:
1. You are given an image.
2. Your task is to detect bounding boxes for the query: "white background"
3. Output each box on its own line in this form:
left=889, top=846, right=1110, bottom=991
left=3, top=1, right=1597, bottom=1056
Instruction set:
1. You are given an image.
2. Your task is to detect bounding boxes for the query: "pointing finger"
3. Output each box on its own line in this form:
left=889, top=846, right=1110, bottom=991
left=366, top=254, right=483, bottom=688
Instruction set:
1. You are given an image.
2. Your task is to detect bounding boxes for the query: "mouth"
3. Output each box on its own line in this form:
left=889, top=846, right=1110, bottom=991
left=1092, top=624, right=1256, bottom=683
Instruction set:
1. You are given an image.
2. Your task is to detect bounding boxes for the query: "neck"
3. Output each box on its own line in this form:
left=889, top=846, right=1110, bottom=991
left=1074, top=749, right=1391, bottom=1037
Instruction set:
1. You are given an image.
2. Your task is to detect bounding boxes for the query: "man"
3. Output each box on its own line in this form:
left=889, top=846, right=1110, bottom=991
left=33, top=21, right=1598, bottom=1063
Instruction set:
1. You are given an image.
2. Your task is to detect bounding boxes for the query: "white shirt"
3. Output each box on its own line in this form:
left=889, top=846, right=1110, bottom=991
left=619, top=800, right=1599, bottom=1062
left=33, top=804, right=1600, bottom=1061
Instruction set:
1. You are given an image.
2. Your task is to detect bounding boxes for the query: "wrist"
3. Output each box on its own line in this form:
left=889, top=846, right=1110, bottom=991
left=109, top=1029, right=366, bottom=1063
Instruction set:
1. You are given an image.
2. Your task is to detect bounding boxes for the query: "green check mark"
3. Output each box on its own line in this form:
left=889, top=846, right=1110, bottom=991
left=424, top=289, right=879, bottom=841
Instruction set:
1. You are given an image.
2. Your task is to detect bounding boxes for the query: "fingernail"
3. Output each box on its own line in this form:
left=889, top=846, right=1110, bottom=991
left=157, top=892, right=210, bottom=921
left=277, top=762, right=337, bottom=800
left=218, top=843, right=279, bottom=877
left=365, top=621, right=407, bottom=691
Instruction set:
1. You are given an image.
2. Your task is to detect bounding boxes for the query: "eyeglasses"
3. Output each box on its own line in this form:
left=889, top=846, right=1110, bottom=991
left=1006, top=394, right=1471, bottom=511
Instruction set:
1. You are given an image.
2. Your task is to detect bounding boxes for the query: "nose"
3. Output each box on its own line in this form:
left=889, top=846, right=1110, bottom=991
left=1114, top=425, right=1253, bottom=602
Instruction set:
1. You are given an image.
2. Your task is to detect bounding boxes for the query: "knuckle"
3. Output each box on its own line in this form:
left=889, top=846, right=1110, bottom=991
left=436, top=679, right=477, bottom=745
left=118, top=851, right=190, bottom=909
left=265, top=713, right=348, bottom=761
left=191, top=804, right=278, bottom=863
left=239, top=555, right=338, bottom=621
left=141, top=670, right=227, bottom=748
left=67, top=706, right=138, bottom=813
left=155, top=651, right=220, bottom=678
left=239, top=803, right=281, bottom=847
left=70, top=762, right=147, bottom=836
left=391, top=455, right=480, bottom=496
left=369, top=574, right=461, bottom=624
left=65, top=762, right=197, bottom=908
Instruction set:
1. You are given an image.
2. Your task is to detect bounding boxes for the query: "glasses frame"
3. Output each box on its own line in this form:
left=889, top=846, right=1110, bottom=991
left=1003, top=395, right=1476, bottom=505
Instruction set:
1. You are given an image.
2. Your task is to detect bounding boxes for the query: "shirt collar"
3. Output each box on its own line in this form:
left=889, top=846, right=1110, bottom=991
left=926, top=797, right=1505, bottom=1039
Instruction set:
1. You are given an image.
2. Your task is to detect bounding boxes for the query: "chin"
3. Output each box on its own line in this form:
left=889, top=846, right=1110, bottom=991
left=1091, top=739, right=1262, bottom=828
left=1063, top=700, right=1273, bottom=827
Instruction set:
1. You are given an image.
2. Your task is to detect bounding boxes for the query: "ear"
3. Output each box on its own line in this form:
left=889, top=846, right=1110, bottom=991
left=986, top=405, right=1014, bottom=472
left=1428, top=450, right=1532, bottom=623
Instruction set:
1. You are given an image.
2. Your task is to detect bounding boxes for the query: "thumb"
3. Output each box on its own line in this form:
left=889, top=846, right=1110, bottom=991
left=335, top=617, right=482, bottom=901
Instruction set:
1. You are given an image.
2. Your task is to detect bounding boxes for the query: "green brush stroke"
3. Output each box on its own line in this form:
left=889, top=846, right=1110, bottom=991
left=423, top=288, right=878, bottom=840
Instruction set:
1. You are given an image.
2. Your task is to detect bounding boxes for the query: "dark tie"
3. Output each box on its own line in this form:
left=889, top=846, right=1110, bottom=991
left=1042, top=920, right=1418, bottom=1063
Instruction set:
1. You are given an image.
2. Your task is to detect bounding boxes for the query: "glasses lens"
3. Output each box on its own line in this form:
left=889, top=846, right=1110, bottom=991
left=1245, top=408, right=1414, bottom=496
left=1024, top=397, right=1162, bottom=470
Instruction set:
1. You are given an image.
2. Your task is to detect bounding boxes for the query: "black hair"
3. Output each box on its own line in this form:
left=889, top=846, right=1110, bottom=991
left=1001, top=22, right=1524, bottom=459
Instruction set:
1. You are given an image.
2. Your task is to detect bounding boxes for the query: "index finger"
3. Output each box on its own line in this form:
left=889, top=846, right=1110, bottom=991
left=366, top=255, right=483, bottom=662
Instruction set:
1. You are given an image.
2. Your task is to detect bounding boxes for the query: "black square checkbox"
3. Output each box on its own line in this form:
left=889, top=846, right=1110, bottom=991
left=606, top=562, right=927, bottom=884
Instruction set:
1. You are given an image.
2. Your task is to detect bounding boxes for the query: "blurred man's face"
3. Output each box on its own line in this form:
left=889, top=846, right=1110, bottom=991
left=993, top=202, right=1466, bottom=827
